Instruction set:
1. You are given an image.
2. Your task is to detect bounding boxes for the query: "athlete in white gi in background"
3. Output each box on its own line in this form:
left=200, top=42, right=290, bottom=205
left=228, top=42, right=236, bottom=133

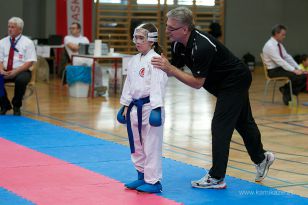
left=117, top=23, right=168, bottom=193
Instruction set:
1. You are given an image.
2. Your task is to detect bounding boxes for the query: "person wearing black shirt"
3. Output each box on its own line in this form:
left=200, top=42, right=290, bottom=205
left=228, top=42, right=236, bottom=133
left=151, top=7, right=275, bottom=189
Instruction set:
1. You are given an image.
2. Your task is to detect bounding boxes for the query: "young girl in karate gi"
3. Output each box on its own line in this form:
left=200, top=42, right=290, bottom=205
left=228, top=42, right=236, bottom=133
left=117, top=23, right=168, bottom=193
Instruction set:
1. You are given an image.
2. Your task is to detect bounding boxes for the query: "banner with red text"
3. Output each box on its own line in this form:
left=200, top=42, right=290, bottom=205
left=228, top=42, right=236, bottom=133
left=56, top=0, right=92, bottom=41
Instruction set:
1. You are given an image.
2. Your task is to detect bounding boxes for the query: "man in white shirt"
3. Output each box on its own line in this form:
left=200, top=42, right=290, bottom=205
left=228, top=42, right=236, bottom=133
left=263, top=24, right=306, bottom=105
left=63, top=23, right=104, bottom=90
left=0, top=17, right=37, bottom=115
left=64, top=22, right=90, bottom=63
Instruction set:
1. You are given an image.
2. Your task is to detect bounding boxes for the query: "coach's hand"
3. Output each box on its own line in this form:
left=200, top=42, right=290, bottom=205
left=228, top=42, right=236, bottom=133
left=151, top=53, right=174, bottom=76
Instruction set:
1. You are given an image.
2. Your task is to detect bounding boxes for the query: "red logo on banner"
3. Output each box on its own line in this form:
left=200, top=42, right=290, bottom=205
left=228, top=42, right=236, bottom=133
left=139, top=68, right=145, bottom=77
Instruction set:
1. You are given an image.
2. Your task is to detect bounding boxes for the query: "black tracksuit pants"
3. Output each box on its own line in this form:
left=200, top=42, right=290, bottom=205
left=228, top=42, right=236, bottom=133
left=208, top=71, right=265, bottom=179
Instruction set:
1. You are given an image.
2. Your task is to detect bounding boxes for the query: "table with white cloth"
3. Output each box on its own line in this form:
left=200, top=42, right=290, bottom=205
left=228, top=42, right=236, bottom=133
left=71, top=53, right=132, bottom=98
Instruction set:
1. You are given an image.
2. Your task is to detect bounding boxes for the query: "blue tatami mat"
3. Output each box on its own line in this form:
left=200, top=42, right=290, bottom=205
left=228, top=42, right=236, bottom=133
left=0, top=116, right=307, bottom=205
left=0, top=187, right=34, bottom=205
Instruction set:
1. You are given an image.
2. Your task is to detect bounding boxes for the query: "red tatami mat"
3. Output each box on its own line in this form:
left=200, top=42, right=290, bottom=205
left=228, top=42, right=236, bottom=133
left=0, top=138, right=181, bottom=205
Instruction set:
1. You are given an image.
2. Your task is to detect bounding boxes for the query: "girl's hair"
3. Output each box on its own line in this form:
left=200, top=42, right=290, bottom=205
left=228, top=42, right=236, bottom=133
left=138, top=23, right=163, bottom=55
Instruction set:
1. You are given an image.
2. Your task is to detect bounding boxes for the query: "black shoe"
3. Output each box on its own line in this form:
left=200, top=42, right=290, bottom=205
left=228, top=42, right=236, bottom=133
left=279, top=86, right=285, bottom=94
left=13, top=107, right=21, bottom=116
left=279, top=87, right=291, bottom=105
left=0, top=106, right=12, bottom=115
left=282, top=94, right=290, bottom=105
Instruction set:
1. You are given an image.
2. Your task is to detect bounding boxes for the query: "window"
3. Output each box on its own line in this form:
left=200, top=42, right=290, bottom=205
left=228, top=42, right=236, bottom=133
left=97, top=0, right=216, bottom=6
left=136, top=0, right=174, bottom=5
left=178, top=0, right=215, bottom=6
left=96, top=0, right=121, bottom=3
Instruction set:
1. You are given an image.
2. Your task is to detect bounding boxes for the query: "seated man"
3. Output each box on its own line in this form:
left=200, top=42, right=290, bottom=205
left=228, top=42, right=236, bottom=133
left=64, top=22, right=104, bottom=92
left=262, top=24, right=306, bottom=105
left=64, top=22, right=91, bottom=65
left=0, top=17, right=37, bottom=115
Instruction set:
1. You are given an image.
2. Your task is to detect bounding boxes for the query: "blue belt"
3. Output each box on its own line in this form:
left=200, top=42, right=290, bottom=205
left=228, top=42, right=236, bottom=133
left=0, top=75, right=4, bottom=97
left=126, top=96, right=150, bottom=153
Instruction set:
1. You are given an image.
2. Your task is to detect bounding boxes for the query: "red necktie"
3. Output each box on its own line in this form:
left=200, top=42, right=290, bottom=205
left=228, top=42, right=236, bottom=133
left=7, top=37, right=15, bottom=71
left=278, top=43, right=284, bottom=59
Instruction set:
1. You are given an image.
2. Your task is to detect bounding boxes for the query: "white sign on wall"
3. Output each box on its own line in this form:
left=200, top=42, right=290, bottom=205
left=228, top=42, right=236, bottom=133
left=67, top=0, right=84, bottom=34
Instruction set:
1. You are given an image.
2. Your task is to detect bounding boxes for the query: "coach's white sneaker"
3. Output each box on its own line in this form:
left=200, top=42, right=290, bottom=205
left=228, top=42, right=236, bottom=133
left=191, top=174, right=227, bottom=189
left=255, top=152, right=275, bottom=182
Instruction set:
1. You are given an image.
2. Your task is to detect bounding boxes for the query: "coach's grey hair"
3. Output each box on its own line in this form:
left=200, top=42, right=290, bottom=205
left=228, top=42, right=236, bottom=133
left=8, top=17, right=24, bottom=30
left=167, top=7, right=195, bottom=31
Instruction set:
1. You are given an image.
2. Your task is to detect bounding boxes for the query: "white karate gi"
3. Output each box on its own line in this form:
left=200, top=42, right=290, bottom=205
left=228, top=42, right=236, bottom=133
left=120, top=49, right=168, bottom=184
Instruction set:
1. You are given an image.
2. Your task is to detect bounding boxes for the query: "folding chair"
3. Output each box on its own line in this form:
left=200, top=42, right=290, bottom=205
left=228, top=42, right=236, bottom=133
left=260, top=53, right=298, bottom=105
left=6, top=64, right=40, bottom=114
